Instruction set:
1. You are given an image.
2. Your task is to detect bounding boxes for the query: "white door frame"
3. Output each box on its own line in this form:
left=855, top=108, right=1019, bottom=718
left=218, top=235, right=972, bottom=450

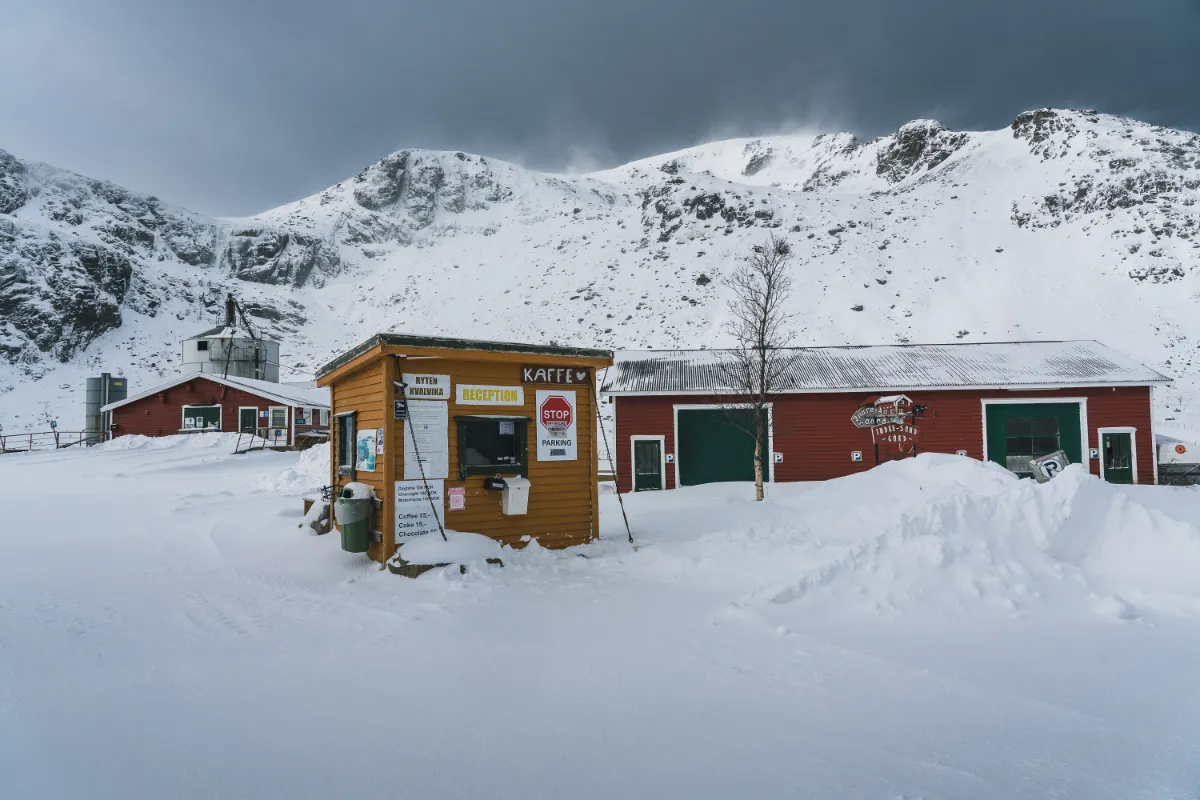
left=267, top=405, right=288, bottom=446
left=980, top=397, right=1089, bottom=468
left=237, top=406, right=259, bottom=435
left=1097, top=426, right=1139, bottom=484
left=672, top=403, right=774, bottom=489
left=181, top=403, right=222, bottom=431
left=630, top=435, right=667, bottom=491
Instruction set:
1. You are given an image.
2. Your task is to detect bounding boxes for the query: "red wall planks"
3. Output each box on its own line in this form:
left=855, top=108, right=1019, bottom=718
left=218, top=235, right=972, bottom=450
left=110, top=376, right=329, bottom=445
left=614, top=386, right=1155, bottom=490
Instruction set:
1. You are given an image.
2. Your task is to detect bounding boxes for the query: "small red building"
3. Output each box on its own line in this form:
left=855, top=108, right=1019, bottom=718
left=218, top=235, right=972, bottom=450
left=602, top=340, right=1171, bottom=490
left=101, top=373, right=330, bottom=447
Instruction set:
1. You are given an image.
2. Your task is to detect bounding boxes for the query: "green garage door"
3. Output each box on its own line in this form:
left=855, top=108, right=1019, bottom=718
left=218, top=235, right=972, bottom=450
left=677, top=408, right=770, bottom=486
left=985, top=403, right=1082, bottom=475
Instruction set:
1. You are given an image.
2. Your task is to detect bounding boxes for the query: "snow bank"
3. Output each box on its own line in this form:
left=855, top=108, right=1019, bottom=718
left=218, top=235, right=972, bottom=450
left=628, top=455, right=1200, bottom=619
left=94, top=432, right=252, bottom=451
left=257, top=444, right=330, bottom=495
left=392, top=530, right=506, bottom=566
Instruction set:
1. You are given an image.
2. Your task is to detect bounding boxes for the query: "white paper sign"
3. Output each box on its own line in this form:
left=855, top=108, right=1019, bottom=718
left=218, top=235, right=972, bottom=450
left=456, top=384, right=525, bottom=406
left=535, top=389, right=577, bottom=461
left=402, top=399, right=449, bottom=480
left=395, top=479, right=444, bottom=541
left=402, top=373, right=450, bottom=400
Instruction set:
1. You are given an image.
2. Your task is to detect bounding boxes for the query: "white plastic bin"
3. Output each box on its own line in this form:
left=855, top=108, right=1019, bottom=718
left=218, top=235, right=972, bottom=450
left=500, top=476, right=531, bottom=515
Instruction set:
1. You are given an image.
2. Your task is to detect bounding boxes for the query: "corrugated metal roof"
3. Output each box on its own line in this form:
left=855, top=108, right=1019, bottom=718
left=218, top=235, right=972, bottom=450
left=102, top=373, right=330, bottom=413
left=600, top=340, right=1171, bottom=394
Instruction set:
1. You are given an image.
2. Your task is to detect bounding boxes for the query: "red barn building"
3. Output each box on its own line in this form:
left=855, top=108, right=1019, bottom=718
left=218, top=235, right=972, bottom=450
left=101, top=373, right=330, bottom=447
left=602, top=340, right=1171, bottom=491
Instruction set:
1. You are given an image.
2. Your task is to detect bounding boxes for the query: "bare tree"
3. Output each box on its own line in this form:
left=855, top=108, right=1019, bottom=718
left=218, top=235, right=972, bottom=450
left=718, top=233, right=795, bottom=501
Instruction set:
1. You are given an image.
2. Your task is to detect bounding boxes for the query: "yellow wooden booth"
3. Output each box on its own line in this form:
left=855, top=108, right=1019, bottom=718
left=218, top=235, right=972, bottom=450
left=315, top=334, right=614, bottom=562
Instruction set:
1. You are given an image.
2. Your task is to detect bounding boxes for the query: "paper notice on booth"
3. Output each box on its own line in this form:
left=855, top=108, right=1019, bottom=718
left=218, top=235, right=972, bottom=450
left=394, top=480, right=444, bottom=541
left=403, top=400, right=449, bottom=480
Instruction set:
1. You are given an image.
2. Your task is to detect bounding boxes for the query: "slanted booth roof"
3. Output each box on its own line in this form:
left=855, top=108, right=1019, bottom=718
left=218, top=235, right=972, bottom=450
left=601, top=340, right=1171, bottom=395
left=102, top=373, right=330, bottom=413
left=317, top=333, right=614, bottom=382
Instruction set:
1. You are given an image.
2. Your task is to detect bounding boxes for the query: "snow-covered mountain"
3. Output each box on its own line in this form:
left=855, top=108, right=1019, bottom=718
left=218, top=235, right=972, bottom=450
left=3, top=108, right=1200, bottom=434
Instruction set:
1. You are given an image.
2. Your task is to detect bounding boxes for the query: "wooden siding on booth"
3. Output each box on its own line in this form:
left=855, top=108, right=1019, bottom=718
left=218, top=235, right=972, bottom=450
left=615, top=386, right=1155, bottom=490
left=389, top=357, right=597, bottom=554
left=329, top=359, right=389, bottom=562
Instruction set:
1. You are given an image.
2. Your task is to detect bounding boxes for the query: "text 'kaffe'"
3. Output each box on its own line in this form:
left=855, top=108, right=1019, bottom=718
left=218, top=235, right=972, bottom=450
left=522, top=366, right=590, bottom=385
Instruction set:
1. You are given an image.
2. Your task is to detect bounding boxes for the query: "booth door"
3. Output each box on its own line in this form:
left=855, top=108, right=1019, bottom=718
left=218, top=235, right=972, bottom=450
left=633, top=439, right=663, bottom=491
left=239, top=408, right=259, bottom=434
left=1102, top=432, right=1134, bottom=484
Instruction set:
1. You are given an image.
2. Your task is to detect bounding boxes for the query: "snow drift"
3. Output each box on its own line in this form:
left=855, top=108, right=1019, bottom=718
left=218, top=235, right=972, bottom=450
left=598, top=455, right=1200, bottom=620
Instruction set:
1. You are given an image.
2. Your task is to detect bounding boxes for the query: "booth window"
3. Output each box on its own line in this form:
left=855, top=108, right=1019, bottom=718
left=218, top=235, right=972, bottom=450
left=456, top=416, right=529, bottom=480
left=196, top=340, right=209, bottom=352
left=336, top=412, right=357, bottom=475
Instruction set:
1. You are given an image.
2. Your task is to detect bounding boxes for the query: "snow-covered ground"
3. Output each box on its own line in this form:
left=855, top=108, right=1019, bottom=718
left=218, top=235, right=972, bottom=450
left=3, top=435, right=1200, bottom=799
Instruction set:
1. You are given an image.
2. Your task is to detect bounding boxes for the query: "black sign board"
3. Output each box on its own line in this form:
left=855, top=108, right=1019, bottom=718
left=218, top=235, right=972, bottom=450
left=394, top=398, right=408, bottom=420
left=521, top=365, right=590, bottom=385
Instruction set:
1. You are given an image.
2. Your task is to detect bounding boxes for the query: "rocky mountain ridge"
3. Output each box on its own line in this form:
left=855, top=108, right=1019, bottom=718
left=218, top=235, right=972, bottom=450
left=1, top=108, right=1199, bottom=434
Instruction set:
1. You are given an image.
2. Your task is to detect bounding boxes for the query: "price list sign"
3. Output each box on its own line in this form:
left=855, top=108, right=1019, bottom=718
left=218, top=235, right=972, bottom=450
left=394, top=479, right=444, bottom=541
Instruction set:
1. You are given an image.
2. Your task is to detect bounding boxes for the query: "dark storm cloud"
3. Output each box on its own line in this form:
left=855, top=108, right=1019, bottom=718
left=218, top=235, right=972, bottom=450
left=2, top=0, right=1198, bottom=215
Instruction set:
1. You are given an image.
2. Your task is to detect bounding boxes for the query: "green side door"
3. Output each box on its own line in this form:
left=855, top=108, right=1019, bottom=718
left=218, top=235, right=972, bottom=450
left=1101, top=432, right=1134, bottom=484
left=984, top=403, right=1082, bottom=475
left=677, top=408, right=770, bottom=486
left=239, top=407, right=259, bottom=434
left=633, top=439, right=663, bottom=491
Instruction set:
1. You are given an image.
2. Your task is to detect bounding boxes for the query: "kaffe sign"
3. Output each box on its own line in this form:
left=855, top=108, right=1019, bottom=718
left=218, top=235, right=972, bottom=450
left=535, top=389, right=577, bottom=461
left=456, top=385, right=525, bottom=406
left=522, top=366, right=591, bottom=385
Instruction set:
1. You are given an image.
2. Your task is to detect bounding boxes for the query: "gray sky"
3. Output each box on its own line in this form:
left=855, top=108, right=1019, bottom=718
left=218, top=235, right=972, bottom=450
left=3, top=0, right=1198, bottom=216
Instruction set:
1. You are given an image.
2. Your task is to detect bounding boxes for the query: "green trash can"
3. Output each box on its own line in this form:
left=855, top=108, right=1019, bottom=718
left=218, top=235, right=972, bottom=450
left=334, top=482, right=375, bottom=553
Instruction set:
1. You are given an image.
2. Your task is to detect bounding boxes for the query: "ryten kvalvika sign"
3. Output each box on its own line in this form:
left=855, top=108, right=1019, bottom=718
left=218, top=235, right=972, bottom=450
left=522, top=365, right=590, bottom=385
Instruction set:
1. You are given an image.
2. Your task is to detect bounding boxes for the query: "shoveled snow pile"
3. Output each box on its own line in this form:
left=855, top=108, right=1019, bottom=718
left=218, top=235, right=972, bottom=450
left=614, top=454, right=1200, bottom=620
left=257, top=441, right=330, bottom=495
left=3, top=443, right=1200, bottom=798
left=393, top=530, right=506, bottom=566
left=92, top=431, right=254, bottom=452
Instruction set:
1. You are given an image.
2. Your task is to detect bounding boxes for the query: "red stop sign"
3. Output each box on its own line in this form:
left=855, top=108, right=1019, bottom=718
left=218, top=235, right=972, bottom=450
left=539, top=395, right=573, bottom=428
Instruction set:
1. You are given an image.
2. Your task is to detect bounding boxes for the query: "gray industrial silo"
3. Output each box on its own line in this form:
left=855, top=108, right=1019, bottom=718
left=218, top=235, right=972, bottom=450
left=84, top=373, right=128, bottom=444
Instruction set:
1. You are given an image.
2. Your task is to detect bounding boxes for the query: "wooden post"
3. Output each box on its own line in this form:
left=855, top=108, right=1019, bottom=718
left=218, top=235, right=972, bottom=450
left=588, top=369, right=601, bottom=542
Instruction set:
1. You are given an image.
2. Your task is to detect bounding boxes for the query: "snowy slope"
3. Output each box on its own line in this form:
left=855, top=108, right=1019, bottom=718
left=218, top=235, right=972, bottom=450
left=2, top=108, right=1199, bottom=435
left=3, top=439, right=1200, bottom=797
